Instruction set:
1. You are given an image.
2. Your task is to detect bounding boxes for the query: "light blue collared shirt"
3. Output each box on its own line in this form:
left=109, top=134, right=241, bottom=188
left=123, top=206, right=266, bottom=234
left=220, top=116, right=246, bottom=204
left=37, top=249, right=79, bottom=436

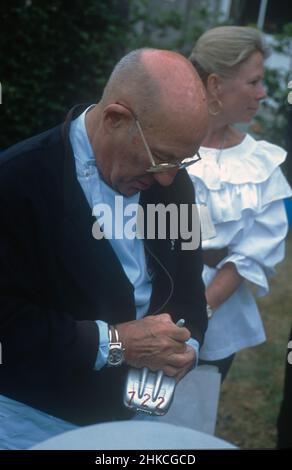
left=69, top=107, right=199, bottom=369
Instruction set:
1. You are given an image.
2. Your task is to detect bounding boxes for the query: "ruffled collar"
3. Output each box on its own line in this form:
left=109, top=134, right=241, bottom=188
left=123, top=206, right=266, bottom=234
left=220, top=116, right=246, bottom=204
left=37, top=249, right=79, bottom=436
left=188, top=134, right=287, bottom=189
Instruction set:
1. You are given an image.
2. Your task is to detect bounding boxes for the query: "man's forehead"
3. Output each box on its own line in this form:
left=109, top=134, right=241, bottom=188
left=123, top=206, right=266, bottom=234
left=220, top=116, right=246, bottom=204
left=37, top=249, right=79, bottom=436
left=152, top=106, right=207, bottom=139
left=150, top=126, right=202, bottom=160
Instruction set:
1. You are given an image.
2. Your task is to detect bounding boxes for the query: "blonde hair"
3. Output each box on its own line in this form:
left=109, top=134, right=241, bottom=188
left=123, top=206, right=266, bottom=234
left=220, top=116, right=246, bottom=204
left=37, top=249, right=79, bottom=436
left=189, top=26, right=270, bottom=83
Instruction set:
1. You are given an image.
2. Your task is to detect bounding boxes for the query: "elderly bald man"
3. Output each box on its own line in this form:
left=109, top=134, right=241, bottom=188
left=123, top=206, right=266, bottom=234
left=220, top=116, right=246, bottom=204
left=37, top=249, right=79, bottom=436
left=0, top=48, right=208, bottom=427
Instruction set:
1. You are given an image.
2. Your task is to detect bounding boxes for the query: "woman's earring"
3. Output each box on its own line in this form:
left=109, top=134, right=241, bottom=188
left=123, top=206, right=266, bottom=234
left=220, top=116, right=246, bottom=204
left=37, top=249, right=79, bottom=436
left=208, top=99, right=223, bottom=116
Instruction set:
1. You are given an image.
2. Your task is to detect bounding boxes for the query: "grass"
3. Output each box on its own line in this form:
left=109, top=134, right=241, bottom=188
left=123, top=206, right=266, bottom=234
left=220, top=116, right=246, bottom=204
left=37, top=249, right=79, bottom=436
left=216, top=232, right=292, bottom=449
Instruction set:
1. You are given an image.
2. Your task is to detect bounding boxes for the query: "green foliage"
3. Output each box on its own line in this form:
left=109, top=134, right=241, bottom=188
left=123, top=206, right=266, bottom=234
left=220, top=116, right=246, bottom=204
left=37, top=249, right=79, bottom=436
left=0, top=0, right=129, bottom=147
left=126, top=0, right=228, bottom=54
left=253, top=68, right=290, bottom=148
left=274, top=22, right=292, bottom=54
left=251, top=24, right=292, bottom=150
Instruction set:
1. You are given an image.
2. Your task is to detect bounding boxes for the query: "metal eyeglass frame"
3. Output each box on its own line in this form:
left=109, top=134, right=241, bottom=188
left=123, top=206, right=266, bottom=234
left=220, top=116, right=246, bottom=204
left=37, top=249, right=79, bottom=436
left=116, top=102, right=201, bottom=173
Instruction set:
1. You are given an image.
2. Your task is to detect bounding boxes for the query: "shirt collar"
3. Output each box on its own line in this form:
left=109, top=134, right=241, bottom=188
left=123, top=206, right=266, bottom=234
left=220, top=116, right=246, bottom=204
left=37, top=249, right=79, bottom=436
left=69, top=105, right=96, bottom=177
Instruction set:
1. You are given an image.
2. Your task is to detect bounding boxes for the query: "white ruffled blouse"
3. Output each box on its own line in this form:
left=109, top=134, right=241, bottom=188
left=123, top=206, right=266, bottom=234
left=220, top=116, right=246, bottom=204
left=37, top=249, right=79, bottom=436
left=188, top=134, right=292, bottom=360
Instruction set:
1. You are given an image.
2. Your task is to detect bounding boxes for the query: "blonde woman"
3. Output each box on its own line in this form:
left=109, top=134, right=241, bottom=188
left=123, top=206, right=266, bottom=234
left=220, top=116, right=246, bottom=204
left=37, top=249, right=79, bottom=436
left=188, top=26, right=292, bottom=380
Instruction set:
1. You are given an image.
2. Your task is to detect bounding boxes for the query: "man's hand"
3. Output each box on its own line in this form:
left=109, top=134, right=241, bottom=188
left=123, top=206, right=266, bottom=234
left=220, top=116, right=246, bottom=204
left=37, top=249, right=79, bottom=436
left=116, top=313, right=195, bottom=380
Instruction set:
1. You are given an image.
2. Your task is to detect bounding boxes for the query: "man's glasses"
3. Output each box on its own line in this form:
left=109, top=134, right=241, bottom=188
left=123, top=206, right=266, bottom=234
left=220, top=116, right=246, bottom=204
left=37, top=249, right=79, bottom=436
left=117, top=102, right=201, bottom=174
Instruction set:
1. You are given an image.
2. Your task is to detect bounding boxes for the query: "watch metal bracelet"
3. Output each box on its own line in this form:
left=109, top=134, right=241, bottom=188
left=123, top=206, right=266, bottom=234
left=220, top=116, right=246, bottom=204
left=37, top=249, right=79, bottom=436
left=206, top=304, right=213, bottom=319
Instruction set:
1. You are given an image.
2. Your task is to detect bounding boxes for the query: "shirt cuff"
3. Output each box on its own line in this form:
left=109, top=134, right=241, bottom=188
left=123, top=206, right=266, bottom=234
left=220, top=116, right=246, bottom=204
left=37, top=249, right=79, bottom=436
left=93, top=320, right=109, bottom=370
left=187, top=338, right=199, bottom=367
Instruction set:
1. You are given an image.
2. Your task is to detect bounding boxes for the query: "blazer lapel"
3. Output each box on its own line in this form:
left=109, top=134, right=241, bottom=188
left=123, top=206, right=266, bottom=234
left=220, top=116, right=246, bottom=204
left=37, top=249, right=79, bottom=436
left=60, top=106, right=135, bottom=323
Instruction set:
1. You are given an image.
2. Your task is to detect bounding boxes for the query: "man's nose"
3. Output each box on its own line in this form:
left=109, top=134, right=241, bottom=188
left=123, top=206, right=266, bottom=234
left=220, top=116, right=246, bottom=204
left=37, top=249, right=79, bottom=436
left=153, top=169, right=178, bottom=186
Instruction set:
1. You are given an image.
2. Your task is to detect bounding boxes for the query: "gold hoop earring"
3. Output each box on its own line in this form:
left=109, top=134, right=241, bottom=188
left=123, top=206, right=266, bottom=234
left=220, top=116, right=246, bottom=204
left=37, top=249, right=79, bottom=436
left=208, top=99, right=223, bottom=116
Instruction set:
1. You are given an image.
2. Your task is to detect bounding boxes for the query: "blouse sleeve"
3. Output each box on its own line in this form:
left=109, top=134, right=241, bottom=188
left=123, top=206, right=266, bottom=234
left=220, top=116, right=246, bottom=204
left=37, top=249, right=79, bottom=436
left=217, top=197, right=288, bottom=297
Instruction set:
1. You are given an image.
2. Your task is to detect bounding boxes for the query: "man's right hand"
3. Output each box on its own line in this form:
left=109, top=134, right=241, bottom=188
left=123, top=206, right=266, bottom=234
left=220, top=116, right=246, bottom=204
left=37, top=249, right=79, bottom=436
left=115, top=313, right=195, bottom=379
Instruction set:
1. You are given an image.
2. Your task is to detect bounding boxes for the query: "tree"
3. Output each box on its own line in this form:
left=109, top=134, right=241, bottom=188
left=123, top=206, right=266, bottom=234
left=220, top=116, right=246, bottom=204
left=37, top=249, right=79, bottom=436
left=0, top=0, right=129, bottom=147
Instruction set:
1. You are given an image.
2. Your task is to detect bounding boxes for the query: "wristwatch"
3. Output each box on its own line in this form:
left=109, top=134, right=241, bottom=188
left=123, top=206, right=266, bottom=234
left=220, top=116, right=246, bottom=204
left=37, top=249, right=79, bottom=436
left=206, top=304, right=214, bottom=319
left=107, top=326, right=124, bottom=367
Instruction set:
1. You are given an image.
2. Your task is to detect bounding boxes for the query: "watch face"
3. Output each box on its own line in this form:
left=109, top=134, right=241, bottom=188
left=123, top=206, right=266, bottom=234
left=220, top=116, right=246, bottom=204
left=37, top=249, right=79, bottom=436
left=108, top=346, right=123, bottom=366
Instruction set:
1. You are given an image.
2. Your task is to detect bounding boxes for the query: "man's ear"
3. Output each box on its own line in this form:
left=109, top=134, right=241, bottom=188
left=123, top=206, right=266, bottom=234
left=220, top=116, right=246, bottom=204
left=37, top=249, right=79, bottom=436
left=102, top=103, right=132, bottom=133
left=206, top=73, right=222, bottom=100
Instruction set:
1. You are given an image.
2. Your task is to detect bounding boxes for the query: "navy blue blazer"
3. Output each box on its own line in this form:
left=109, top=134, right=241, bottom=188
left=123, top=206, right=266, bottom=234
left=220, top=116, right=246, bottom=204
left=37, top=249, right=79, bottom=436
left=0, top=105, right=207, bottom=425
